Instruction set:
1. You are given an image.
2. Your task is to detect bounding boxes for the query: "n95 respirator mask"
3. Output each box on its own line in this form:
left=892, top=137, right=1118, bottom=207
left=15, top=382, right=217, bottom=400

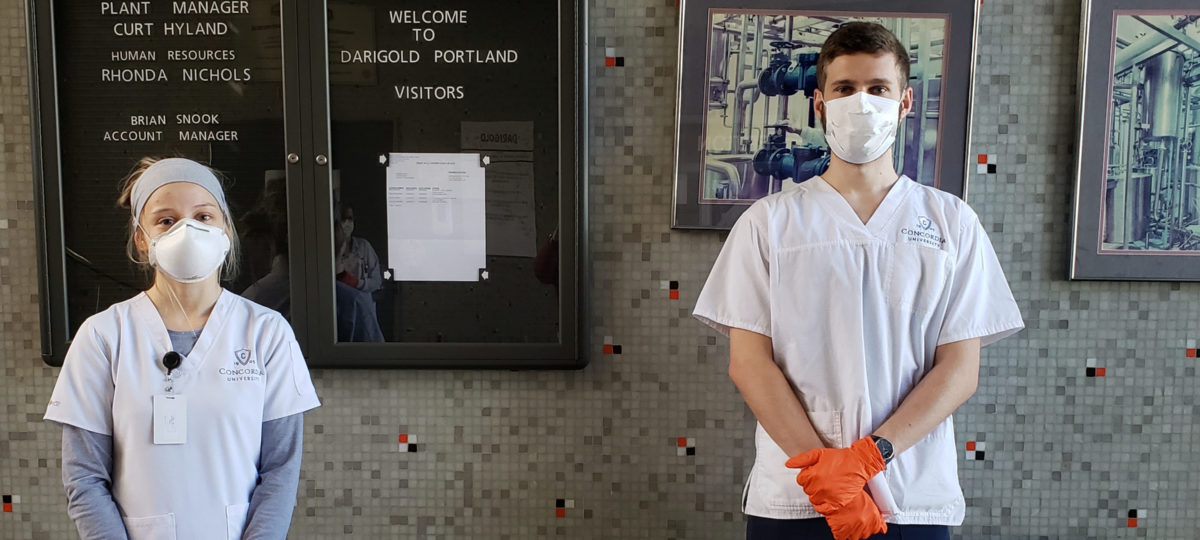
left=146, top=218, right=230, bottom=283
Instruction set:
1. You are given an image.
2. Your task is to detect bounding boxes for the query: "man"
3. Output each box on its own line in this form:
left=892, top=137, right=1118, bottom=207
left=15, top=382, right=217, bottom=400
left=694, top=22, right=1023, bottom=540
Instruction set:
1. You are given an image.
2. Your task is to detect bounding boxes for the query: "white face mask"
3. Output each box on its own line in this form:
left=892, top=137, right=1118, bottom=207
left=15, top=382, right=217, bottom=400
left=821, top=91, right=901, bottom=165
left=146, top=218, right=231, bottom=283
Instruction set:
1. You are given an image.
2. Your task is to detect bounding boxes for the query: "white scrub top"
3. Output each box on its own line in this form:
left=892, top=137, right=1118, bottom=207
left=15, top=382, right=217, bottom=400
left=694, top=175, right=1023, bottom=524
left=45, top=290, right=321, bottom=540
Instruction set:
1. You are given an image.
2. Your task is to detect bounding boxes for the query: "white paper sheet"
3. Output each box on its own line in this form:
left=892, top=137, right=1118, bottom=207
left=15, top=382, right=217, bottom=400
left=484, top=162, right=538, bottom=258
left=385, top=153, right=486, bottom=281
left=461, top=121, right=539, bottom=258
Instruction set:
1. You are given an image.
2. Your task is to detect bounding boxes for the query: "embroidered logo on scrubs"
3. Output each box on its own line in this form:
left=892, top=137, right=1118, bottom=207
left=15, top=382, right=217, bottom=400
left=218, top=348, right=263, bottom=382
left=900, top=216, right=947, bottom=249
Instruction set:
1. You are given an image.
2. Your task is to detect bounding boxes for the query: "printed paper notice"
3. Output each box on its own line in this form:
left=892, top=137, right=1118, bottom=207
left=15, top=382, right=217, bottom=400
left=460, top=121, right=538, bottom=257
left=484, top=162, right=537, bottom=257
left=386, top=153, right=486, bottom=281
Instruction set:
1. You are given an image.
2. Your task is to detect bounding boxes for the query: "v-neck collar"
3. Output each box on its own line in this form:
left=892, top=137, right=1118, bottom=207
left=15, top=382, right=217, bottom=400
left=809, top=175, right=913, bottom=237
left=134, top=289, right=233, bottom=377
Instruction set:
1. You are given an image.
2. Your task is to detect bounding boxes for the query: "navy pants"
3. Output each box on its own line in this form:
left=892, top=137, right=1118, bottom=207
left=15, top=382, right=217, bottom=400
left=747, top=516, right=951, bottom=540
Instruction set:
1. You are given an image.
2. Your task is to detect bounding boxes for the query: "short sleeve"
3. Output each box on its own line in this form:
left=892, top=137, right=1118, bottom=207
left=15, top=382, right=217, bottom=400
left=693, top=202, right=773, bottom=337
left=45, top=319, right=116, bottom=436
left=262, top=317, right=321, bottom=421
left=937, top=211, right=1024, bottom=346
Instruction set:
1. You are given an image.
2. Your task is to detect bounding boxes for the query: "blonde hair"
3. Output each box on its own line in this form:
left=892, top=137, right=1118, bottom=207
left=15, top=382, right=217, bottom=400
left=117, top=156, right=242, bottom=282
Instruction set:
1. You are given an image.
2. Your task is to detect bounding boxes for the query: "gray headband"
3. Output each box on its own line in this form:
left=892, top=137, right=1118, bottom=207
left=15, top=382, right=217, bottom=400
left=131, top=158, right=231, bottom=222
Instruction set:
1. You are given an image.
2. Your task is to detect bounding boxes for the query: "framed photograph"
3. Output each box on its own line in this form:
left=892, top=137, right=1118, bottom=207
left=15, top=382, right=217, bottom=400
left=672, top=0, right=979, bottom=229
left=1071, top=1, right=1200, bottom=280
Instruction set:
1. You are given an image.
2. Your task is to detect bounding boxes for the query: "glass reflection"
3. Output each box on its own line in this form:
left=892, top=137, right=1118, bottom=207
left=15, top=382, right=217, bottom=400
left=333, top=202, right=385, bottom=342
left=53, top=1, right=289, bottom=333
left=326, top=0, right=562, bottom=344
left=240, top=171, right=291, bottom=316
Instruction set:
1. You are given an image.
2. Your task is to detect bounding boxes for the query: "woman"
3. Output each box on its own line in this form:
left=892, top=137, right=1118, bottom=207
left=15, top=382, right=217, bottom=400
left=44, top=157, right=321, bottom=539
left=333, top=203, right=384, bottom=342
left=334, top=203, right=383, bottom=296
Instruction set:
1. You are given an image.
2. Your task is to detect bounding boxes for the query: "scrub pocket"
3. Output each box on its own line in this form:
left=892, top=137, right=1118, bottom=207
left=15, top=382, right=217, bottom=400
left=884, top=419, right=962, bottom=514
left=886, top=244, right=951, bottom=317
left=747, top=412, right=844, bottom=512
left=122, top=513, right=176, bottom=540
left=753, top=411, right=844, bottom=464
left=806, top=410, right=844, bottom=449
left=226, top=502, right=250, bottom=540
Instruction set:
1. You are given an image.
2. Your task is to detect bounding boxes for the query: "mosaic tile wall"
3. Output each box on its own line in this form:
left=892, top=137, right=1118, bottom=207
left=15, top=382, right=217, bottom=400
left=2, top=0, right=1198, bottom=538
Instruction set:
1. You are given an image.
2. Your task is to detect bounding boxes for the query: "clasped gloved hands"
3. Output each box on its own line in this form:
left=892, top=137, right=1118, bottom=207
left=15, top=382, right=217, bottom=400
left=823, top=490, right=888, bottom=540
left=786, top=436, right=888, bottom=540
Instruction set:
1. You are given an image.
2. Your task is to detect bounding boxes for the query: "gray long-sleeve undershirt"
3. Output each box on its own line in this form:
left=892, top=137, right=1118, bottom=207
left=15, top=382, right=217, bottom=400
left=61, top=416, right=303, bottom=539
left=59, top=329, right=305, bottom=539
left=60, top=425, right=128, bottom=540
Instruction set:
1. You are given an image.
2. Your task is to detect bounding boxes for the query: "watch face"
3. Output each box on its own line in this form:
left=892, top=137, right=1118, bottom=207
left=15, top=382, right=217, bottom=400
left=874, top=437, right=894, bottom=460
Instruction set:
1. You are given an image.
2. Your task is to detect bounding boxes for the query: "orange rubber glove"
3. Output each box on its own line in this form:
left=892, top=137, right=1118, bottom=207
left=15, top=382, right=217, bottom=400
left=824, top=489, right=888, bottom=540
left=785, top=436, right=886, bottom=514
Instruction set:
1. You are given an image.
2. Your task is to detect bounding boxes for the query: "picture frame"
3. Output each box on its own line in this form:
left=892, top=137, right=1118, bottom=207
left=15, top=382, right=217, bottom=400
left=671, top=0, right=980, bottom=230
left=1071, top=0, right=1200, bottom=280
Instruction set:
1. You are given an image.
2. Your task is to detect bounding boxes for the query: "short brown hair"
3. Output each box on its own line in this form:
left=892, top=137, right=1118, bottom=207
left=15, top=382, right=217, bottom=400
left=816, top=21, right=910, bottom=92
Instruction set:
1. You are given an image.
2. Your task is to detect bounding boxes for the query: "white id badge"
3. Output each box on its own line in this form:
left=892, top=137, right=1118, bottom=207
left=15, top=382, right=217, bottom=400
left=153, top=394, right=187, bottom=445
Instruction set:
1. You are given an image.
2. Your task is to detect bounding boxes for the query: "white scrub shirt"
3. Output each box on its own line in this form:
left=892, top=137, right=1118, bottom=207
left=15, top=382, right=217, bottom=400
left=694, top=175, right=1022, bottom=524
left=45, top=290, right=321, bottom=540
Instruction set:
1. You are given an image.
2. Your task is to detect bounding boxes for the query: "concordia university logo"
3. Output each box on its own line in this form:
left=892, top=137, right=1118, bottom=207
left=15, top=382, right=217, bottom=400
left=900, top=216, right=947, bottom=249
left=219, top=348, right=263, bottom=382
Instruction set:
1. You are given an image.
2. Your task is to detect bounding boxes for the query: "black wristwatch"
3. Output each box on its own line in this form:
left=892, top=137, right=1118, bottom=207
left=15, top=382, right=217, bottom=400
left=871, top=435, right=894, bottom=465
